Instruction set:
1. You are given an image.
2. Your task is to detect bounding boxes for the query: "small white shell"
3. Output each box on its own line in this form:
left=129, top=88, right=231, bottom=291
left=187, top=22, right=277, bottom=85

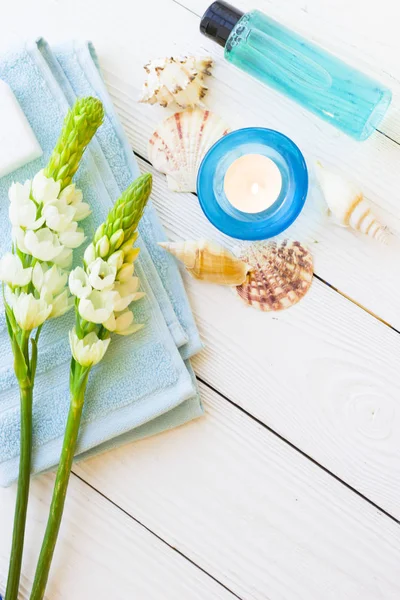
left=140, top=56, right=213, bottom=109
left=159, top=239, right=249, bottom=285
left=148, top=109, right=230, bottom=192
left=316, top=163, right=392, bottom=244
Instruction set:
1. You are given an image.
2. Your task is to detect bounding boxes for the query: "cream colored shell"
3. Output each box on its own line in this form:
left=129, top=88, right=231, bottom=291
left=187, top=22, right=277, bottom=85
left=148, top=109, right=230, bottom=192
left=316, top=163, right=392, bottom=244
left=235, top=241, right=313, bottom=311
left=139, top=56, right=213, bottom=109
left=159, top=239, right=249, bottom=286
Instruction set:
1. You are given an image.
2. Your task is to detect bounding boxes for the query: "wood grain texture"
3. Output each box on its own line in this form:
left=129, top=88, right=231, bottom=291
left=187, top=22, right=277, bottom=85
left=0, top=474, right=235, bottom=600
left=74, top=382, right=400, bottom=600
left=96, top=2, right=400, bottom=330
left=137, top=157, right=400, bottom=518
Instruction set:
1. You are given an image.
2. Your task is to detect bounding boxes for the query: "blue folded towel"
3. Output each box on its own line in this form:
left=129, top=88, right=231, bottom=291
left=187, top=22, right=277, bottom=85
left=0, top=40, right=203, bottom=487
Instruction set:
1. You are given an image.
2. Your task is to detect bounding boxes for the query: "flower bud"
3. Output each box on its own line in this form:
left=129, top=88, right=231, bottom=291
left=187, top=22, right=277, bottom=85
left=110, top=229, right=124, bottom=250
left=69, top=328, right=110, bottom=367
left=96, top=235, right=110, bottom=258
left=108, top=250, right=124, bottom=270
left=124, top=247, right=140, bottom=264
left=121, top=232, right=138, bottom=254
left=94, top=223, right=105, bottom=243
left=84, top=243, right=96, bottom=266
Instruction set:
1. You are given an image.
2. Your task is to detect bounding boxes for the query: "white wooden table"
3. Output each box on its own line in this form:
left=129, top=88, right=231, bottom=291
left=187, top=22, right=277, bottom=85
left=1, top=0, right=400, bottom=598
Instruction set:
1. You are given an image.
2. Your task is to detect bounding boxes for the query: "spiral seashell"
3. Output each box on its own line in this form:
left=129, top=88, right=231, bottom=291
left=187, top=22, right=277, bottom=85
left=148, top=109, right=230, bottom=192
left=158, top=239, right=249, bottom=285
left=140, top=56, right=213, bottom=109
left=316, top=163, right=392, bottom=244
left=235, top=240, right=313, bottom=311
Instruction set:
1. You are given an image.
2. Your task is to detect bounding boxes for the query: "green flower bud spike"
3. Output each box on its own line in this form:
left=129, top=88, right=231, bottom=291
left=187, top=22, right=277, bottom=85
left=30, top=173, right=153, bottom=600
left=44, top=97, right=104, bottom=191
left=4, top=97, right=104, bottom=600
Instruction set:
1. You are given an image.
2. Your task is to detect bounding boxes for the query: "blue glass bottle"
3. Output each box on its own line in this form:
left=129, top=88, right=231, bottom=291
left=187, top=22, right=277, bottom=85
left=200, top=2, right=392, bottom=141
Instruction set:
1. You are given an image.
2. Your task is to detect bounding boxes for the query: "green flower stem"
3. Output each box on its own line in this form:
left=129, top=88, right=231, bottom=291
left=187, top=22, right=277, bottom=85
left=5, top=381, right=33, bottom=600
left=30, top=363, right=90, bottom=600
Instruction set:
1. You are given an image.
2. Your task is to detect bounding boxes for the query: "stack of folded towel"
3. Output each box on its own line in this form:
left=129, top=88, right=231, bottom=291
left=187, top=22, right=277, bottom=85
left=0, top=40, right=203, bottom=487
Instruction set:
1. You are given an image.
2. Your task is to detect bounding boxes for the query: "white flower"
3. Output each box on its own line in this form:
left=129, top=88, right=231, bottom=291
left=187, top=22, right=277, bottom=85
left=0, top=253, right=32, bottom=287
left=42, top=199, right=76, bottom=232
left=33, top=263, right=68, bottom=297
left=32, top=170, right=60, bottom=204
left=108, top=250, right=124, bottom=270
left=74, top=202, right=91, bottom=221
left=52, top=247, right=73, bottom=269
left=58, top=222, right=86, bottom=249
left=117, top=262, right=134, bottom=282
left=104, top=309, right=144, bottom=336
left=69, top=267, right=92, bottom=299
left=59, top=184, right=83, bottom=206
left=12, top=227, right=29, bottom=253
left=84, top=243, right=96, bottom=267
left=24, top=228, right=64, bottom=261
left=87, top=258, right=116, bottom=291
left=49, top=290, right=74, bottom=318
left=12, top=292, right=52, bottom=330
left=9, top=181, right=45, bottom=230
left=78, top=289, right=116, bottom=324
left=69, top=328, right=110, bottom=367
left=113, top=277, right=144, bottom=312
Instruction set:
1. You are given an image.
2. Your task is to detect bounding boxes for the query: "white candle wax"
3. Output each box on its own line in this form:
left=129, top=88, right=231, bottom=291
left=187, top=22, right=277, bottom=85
left=223, top=154, right=282, bottom=214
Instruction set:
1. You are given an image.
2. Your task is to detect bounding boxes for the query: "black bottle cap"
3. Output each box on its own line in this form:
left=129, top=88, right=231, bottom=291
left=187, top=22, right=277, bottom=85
left=200, top=1, right=244, bottom=48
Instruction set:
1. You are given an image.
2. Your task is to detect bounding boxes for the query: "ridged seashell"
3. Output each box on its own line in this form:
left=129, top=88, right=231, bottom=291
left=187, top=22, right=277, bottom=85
left=140, top=56, right=213, bottom=109
left=316, top=163, right=392, bottom=244
left=148, top=109, right=230, bottom=192
left=235, top=241, right=313, bottom=311
left=158, top=239, right=249, bottom=285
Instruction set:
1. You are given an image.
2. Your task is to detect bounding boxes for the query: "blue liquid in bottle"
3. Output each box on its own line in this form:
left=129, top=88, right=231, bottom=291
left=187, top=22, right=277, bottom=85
left=200, top=2, right=392, bottom=141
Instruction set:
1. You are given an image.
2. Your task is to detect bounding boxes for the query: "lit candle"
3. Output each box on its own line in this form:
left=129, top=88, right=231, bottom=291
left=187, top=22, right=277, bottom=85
left=223, top=154, right=282, bottom=214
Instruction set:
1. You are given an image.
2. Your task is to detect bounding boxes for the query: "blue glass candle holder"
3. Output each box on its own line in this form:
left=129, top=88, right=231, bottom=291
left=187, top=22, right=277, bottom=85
left=197, top=127, right=308, bottom=240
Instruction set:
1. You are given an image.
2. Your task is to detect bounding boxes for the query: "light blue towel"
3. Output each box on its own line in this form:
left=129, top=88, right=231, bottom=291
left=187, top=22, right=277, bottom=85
left=0, top=40, right=203, bottom=487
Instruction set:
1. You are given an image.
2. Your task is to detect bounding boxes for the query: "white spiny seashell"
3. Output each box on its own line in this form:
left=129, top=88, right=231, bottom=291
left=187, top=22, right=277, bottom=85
left=159, top=239, right=249, bottom=285
left=148, top=109, right=230, bottom=192
left=316, top=163, right=392, bottom=244
left=140, top=56, right=213, bottom=109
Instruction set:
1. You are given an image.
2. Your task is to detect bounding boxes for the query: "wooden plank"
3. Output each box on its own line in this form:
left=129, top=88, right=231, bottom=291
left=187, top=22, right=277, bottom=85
left=137, top=157, right=400, bottom=518
left=0, top=474, right=235, bottom=600
left=74, top=382, right=400, bottom=600
left=97, top=13, right=400, bottom=330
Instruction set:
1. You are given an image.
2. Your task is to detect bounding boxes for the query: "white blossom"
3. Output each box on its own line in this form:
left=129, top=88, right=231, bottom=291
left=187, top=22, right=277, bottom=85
left=52, top=247, right=73, bottom=269
left=32, top=263, right=68, bottom=297
left=87, top=258, right=116, bottom=291
left=31, top=170, right=60, bottom=204
left=42, top=199, right=76, bottom=232
left=69, top=328, right=110, bottom=367
left=74, top=202, right=92, bottom=222
left=69, top=267, right=92, bottom=299
left=0, top=253, right=32, bottom=287
left=113, top=277, right=144, bottom=312
left=24, top=228, right=64, bottom=261
left=104, top=309, right=144, bottom=336
left=78, top=289, right=117, bottom=324
left=9, top=181, right=45, bottom=230
left=49, top=290, right=74, bottom=319
left=11, top=292, right=52, bottom=331
left=58, top=222, right=86, bottom=249
left=59, top=184, right=83, bottom=206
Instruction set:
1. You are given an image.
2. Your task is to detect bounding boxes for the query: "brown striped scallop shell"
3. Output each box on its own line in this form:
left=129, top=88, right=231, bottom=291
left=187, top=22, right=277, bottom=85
left=235, top=241, right=313, bottom=311
left=148, top=109, right=230, bottom=192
